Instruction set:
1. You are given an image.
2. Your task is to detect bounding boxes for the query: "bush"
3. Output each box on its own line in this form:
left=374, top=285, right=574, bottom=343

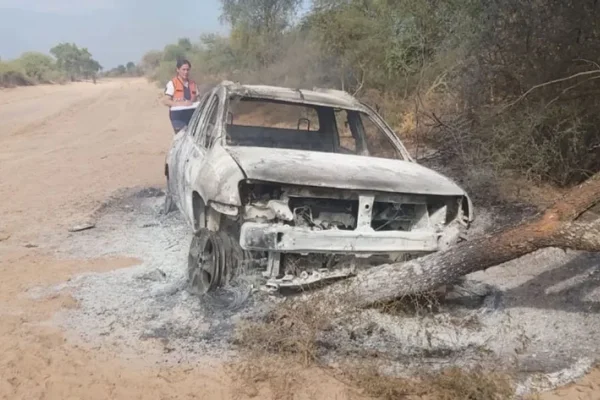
left=0, top=61, right=32, bottom=87
left=0, top=42, right=103, bottom=87
left=16, top=52, right=58, bottom=83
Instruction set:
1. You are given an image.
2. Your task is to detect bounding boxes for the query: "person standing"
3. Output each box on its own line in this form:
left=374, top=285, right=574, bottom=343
left=163, top=59, right=199, bottom=133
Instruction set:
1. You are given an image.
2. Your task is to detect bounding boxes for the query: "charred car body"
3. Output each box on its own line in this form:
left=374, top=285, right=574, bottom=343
left=164, top=81, right=474, bottom=294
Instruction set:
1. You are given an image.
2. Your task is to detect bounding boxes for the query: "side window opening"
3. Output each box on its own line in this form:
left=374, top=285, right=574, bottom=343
left=334, top=109, right=357, bottom=154
left=186, top=107, right=201, bottom=136
left=195, top=94, right=220, bottom=149
left=190, top=93, right=211, bottom=138
left=356, top=112, right=403, bottom=160
left=204, top=98, right=220, bottom=148
left=228, top=99, right=320, bottom=130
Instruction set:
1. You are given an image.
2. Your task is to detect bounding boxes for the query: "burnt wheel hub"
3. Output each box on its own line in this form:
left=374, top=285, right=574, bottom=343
left=187, top=229, right=223, bottom=295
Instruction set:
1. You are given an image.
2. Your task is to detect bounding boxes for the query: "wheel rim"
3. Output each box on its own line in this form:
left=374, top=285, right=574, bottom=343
left=188, top=233, right=220, bottom=294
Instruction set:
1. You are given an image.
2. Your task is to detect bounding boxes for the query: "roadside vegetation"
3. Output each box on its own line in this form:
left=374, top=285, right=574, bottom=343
left=142, top=0, right=600, bottom=199
left=0, top=42, right=102, bottom=88
left=102, top=61, right=144, bottom=78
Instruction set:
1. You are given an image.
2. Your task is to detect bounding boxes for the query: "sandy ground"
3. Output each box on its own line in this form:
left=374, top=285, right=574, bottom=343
left=1, top=78, right=599, bottom=399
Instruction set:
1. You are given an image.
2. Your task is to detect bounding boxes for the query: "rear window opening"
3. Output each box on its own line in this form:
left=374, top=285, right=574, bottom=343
left=224, top=97, right=404, bottom=160
left=227, top=99, right=321, bottom=131
left=225, top=98, right=330, bottom=152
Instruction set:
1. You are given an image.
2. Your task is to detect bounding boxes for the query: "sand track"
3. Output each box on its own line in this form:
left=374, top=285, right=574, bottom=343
left=0, top=78, right=170, bottom=243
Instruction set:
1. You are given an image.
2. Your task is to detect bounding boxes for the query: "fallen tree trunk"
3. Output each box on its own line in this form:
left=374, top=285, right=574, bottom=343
left=337, top=172, right=600, bottom=308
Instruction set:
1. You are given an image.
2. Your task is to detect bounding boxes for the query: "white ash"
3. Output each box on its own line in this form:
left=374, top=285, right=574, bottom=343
left=29, top=187, right=600, bottom=395
left=46, top=188, right=271, bottom=364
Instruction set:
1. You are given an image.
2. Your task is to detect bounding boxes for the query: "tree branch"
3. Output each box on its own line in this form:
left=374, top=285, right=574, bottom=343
left=497, top=69, right=600, bottom=114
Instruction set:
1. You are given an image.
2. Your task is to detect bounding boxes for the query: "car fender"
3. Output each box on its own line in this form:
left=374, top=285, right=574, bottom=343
left=187, top=145, right=246, bottom=221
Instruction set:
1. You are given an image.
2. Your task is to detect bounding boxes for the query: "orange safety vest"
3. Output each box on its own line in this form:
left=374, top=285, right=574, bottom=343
left=171, top=77, right=197, bottom=102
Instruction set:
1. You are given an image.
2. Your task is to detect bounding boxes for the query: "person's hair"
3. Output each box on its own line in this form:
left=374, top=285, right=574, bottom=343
left=176, top=59, right=191, bottom=69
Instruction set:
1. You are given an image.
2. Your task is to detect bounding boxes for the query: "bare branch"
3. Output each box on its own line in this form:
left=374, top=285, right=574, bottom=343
left=575, top=58, right=600, bottom=71
left=498, top=69, right=600, bottom=114
left=352, top=64, right=366, bottom=97
left=545, top=75, right=600, bottom=110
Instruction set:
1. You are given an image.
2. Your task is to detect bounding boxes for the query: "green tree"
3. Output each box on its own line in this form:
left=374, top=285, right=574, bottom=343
left=197, top=33, right=239, bottom=74
left=220, top=0, right=302, bottom=67
left=126, top=61, right=136, bottom=74
left=140, top=50, right=162, bottom=73
left=177, top=38, right=193, bottom=52
left=50, top=43, right=82, bottom=80
left=162, top=44, right=187, bottom=62
left=220, top=0, right=301, bottom=31
left=81, top=58, right=102, bottom=79
left=49, top=42, right=102, bottom=81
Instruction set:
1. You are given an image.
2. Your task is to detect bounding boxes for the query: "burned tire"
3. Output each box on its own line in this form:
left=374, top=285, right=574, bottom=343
left=187, top=228, right=248, bottom=295
left=216, top=230, right=248, bottom=284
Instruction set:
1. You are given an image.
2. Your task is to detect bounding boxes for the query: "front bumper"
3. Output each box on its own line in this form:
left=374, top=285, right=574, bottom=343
left=239, top=222, right=439, bottom=254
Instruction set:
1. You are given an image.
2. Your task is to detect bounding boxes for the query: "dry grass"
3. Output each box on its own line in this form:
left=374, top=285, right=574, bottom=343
left=422, top=367, right=513, bottom=400
left=233, top=293, right=343, bottom=365
left=495, top=176, right=567, bottom=209
left=373, top=291, right=444, bottom=317
left=342, top=364, right=514, bottom=400
left=233, top=291, right=515, bottom=400
left=229, top=354, right=514, bottom=400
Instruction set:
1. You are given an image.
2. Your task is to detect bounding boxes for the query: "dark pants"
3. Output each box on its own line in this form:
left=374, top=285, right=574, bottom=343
left=171, top=119, right=187, bottom=133
left=169, top=108, right=195, bottom=133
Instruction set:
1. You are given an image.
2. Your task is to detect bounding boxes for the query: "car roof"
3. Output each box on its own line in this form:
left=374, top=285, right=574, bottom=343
left=219, top=81, right=369, bottom=112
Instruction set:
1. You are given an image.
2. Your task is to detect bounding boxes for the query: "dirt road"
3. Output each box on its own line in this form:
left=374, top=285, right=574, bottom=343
left=0, top=79, right=172, bottom=242
left=0, top=78, right=598, bottom=400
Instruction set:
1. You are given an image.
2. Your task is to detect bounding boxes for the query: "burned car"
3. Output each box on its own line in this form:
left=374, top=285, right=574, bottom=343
left=164, top=81, right=474, bottom=294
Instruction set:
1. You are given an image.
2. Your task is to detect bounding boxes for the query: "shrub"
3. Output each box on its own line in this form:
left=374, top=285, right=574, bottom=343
left=0, top=61, right=32, bottom=87
left=16, top=52, right=57, bottom=83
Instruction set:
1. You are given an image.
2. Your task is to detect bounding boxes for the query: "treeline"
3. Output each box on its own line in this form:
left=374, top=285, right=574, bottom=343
left=102, top=61, right=143, bottom=78
left=0, top=42, right=102, bottom=87
left=141, top=0, right=600, bottom=189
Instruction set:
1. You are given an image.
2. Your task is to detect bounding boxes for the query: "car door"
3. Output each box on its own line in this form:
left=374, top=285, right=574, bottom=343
left=166, top=122, right=189, bottom=201
left=180, top=91, right=222, bottom=226
left=171, top=93, right=211, bottom=216
left=167, top=128, right=191, bottom=212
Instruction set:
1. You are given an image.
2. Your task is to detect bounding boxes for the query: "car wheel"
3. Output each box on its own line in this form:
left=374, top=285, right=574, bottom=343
left=187, top=226, right=251, bottom=296
left=187, top=228, right=224, bottom=295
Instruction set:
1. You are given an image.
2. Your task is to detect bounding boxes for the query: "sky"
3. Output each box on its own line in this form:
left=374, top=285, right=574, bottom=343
left=0, top=0, right=229, bottom=68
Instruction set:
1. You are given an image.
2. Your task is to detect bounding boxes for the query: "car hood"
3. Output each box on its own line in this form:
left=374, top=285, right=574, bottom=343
left=224, top=147, right=467, bottom=196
